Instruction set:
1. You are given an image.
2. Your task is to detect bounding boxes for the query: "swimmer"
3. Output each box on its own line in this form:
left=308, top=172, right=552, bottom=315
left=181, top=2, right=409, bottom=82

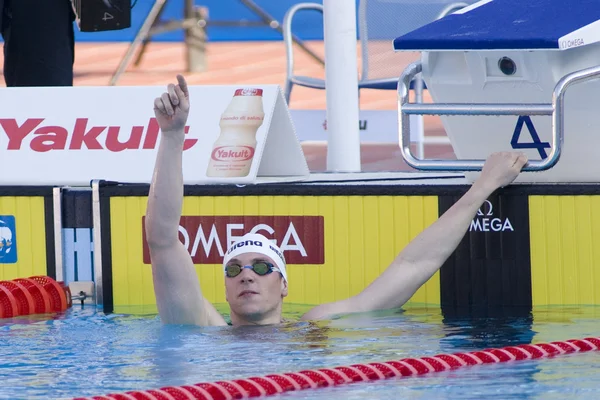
left=146, top=75, right=528, bottom=327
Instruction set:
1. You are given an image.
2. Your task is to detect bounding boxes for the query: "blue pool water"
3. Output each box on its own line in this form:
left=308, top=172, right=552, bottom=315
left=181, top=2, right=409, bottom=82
left=0, top=304, right=599, bottom=399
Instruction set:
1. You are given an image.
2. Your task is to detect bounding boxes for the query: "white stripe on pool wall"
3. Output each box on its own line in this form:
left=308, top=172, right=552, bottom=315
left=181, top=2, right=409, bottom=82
left=62, top=228, right=94, bottom=284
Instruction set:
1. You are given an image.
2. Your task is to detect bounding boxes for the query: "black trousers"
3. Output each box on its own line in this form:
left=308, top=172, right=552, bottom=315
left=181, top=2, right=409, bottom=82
left=1, top=0, right=75, bottom=87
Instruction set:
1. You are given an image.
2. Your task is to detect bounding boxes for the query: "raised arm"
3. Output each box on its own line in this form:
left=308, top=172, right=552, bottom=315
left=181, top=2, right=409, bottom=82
left=302, top=152, right=528, bottom=321
left=145, top=75, right=227, bottom=327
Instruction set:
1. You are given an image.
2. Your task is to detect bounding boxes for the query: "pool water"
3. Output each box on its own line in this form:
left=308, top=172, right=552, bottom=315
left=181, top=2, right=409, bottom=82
left=0, top=304, right=599, bottom=400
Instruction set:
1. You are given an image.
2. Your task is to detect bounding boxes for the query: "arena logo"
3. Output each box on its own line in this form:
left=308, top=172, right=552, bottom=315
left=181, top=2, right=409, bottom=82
left=469, top=200, right=514, bottom=232
left=142, top=216, right=325, bottom=264
left=0, top=117, right=197, bottom=152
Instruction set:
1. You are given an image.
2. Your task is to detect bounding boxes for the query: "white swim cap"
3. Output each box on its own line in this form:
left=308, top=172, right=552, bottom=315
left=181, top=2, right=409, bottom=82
left=222, top=233, right=288, bottom=282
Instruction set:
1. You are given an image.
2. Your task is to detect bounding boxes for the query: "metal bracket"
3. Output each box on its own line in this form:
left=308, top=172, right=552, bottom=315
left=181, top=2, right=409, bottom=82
left=69, top=281, right=96, bottom=307
left=397, top=61, right=600, bottom=171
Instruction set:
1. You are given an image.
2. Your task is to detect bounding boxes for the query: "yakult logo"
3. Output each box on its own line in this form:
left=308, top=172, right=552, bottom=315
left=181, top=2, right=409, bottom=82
left=238, top=88, right=262, bottom=96
left=142, top=216, right=325, bottom=264
left=0, top=118, right=197, bottom=152
left=211, top=146, right=255, bottom=161
left=470, top=200, right=514, bottom=232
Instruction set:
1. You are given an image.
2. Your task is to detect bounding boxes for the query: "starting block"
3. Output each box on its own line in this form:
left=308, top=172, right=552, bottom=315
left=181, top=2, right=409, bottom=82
left=393, top=0, right=600, bottom=183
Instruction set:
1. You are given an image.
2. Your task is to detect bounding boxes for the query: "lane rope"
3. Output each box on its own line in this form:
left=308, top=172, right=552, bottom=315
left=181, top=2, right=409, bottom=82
left=73, top=336, right=600, bottom=400
left=0, top=275, right=70, bottom=318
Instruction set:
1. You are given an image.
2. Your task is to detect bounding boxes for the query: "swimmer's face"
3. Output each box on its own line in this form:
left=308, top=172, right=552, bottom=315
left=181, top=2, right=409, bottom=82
left=224, top=252, right=288, bottom=324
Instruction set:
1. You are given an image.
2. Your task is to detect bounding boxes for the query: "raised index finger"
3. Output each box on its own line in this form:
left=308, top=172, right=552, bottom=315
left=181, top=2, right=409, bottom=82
left=176, top=74, right=189, bottom=97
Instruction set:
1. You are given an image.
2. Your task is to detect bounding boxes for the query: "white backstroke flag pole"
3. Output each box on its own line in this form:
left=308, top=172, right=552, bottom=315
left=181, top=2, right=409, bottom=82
left=323, top=0, right=361, bottom=172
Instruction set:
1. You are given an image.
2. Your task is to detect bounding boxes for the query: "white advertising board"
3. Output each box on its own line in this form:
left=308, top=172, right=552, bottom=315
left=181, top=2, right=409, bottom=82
left=290, top=109, right=422, bottom=143
left=0, top=85, right=309, bottom=186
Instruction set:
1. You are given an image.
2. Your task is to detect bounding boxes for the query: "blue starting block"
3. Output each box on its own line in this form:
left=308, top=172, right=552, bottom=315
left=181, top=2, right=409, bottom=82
left=393, top=0, right=600, bottom=183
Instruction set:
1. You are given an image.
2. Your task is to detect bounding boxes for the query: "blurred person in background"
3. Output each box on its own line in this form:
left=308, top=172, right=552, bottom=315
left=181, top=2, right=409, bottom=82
left=1, top=0, right=75, bottom=86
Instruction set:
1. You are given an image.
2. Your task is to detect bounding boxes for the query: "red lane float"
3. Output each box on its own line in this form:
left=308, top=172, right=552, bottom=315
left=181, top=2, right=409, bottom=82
left=13, top=278, right=52, bottom=314
left=28, top=275, right=69, bottom=312
left=73, top=336, right=600, bottom=400
left=0, top=280, right=35, bottom=316
left=0, top=275, right=71, bottom=318
left=0, top=284, right=19, bottom=318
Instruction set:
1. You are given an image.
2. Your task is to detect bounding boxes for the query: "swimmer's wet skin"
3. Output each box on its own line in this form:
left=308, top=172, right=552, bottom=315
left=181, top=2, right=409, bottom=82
left=145, top=74, right=529, bottom=327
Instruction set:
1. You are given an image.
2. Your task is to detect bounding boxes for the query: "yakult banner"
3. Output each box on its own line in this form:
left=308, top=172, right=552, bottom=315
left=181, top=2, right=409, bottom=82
left=0, top=85, right=309, bottom=186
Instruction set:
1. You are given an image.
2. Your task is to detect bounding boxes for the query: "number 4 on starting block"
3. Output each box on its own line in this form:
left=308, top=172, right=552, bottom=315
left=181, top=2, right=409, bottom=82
left=510, top=116, right=551, bottom=159
left=103, top=12, right=114, bottom=21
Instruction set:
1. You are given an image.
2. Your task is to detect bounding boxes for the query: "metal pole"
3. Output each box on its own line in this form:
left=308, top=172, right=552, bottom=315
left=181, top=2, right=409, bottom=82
left=323, top=0, right=361, bottom=172
left=184, top=2, right=208, bottom=72
left=52, top=187, right=65, bottom=283
left=91, top=180, right=104, bottom=309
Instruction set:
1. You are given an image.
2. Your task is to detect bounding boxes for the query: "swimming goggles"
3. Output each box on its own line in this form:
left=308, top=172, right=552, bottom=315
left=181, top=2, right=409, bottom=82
left=225, top=262, right=281, bottom=278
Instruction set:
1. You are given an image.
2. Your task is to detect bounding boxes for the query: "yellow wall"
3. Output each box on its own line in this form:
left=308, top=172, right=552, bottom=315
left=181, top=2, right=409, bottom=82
left=0, top=196, right=48, bottom=280
left=109, top=195, right=441, bottom=310
left=529, top=195, right=600, bottom=306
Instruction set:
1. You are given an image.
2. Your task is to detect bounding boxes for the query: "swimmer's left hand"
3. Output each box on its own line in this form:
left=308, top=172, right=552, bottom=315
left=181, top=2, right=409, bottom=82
left=477, top=151, right=528, bottom=190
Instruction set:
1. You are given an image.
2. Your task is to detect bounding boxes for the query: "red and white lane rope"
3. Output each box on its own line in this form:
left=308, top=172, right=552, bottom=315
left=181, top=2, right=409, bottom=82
left=73, top=336, right=600, bottom=400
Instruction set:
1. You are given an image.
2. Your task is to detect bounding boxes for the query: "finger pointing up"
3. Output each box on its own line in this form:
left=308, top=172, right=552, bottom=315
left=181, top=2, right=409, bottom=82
left=177, top=74, right=189, bottom=98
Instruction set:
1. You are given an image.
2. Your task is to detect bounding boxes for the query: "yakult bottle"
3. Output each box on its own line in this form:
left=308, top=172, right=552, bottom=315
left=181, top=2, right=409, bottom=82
left=206, top=88, right=265, bottom=177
